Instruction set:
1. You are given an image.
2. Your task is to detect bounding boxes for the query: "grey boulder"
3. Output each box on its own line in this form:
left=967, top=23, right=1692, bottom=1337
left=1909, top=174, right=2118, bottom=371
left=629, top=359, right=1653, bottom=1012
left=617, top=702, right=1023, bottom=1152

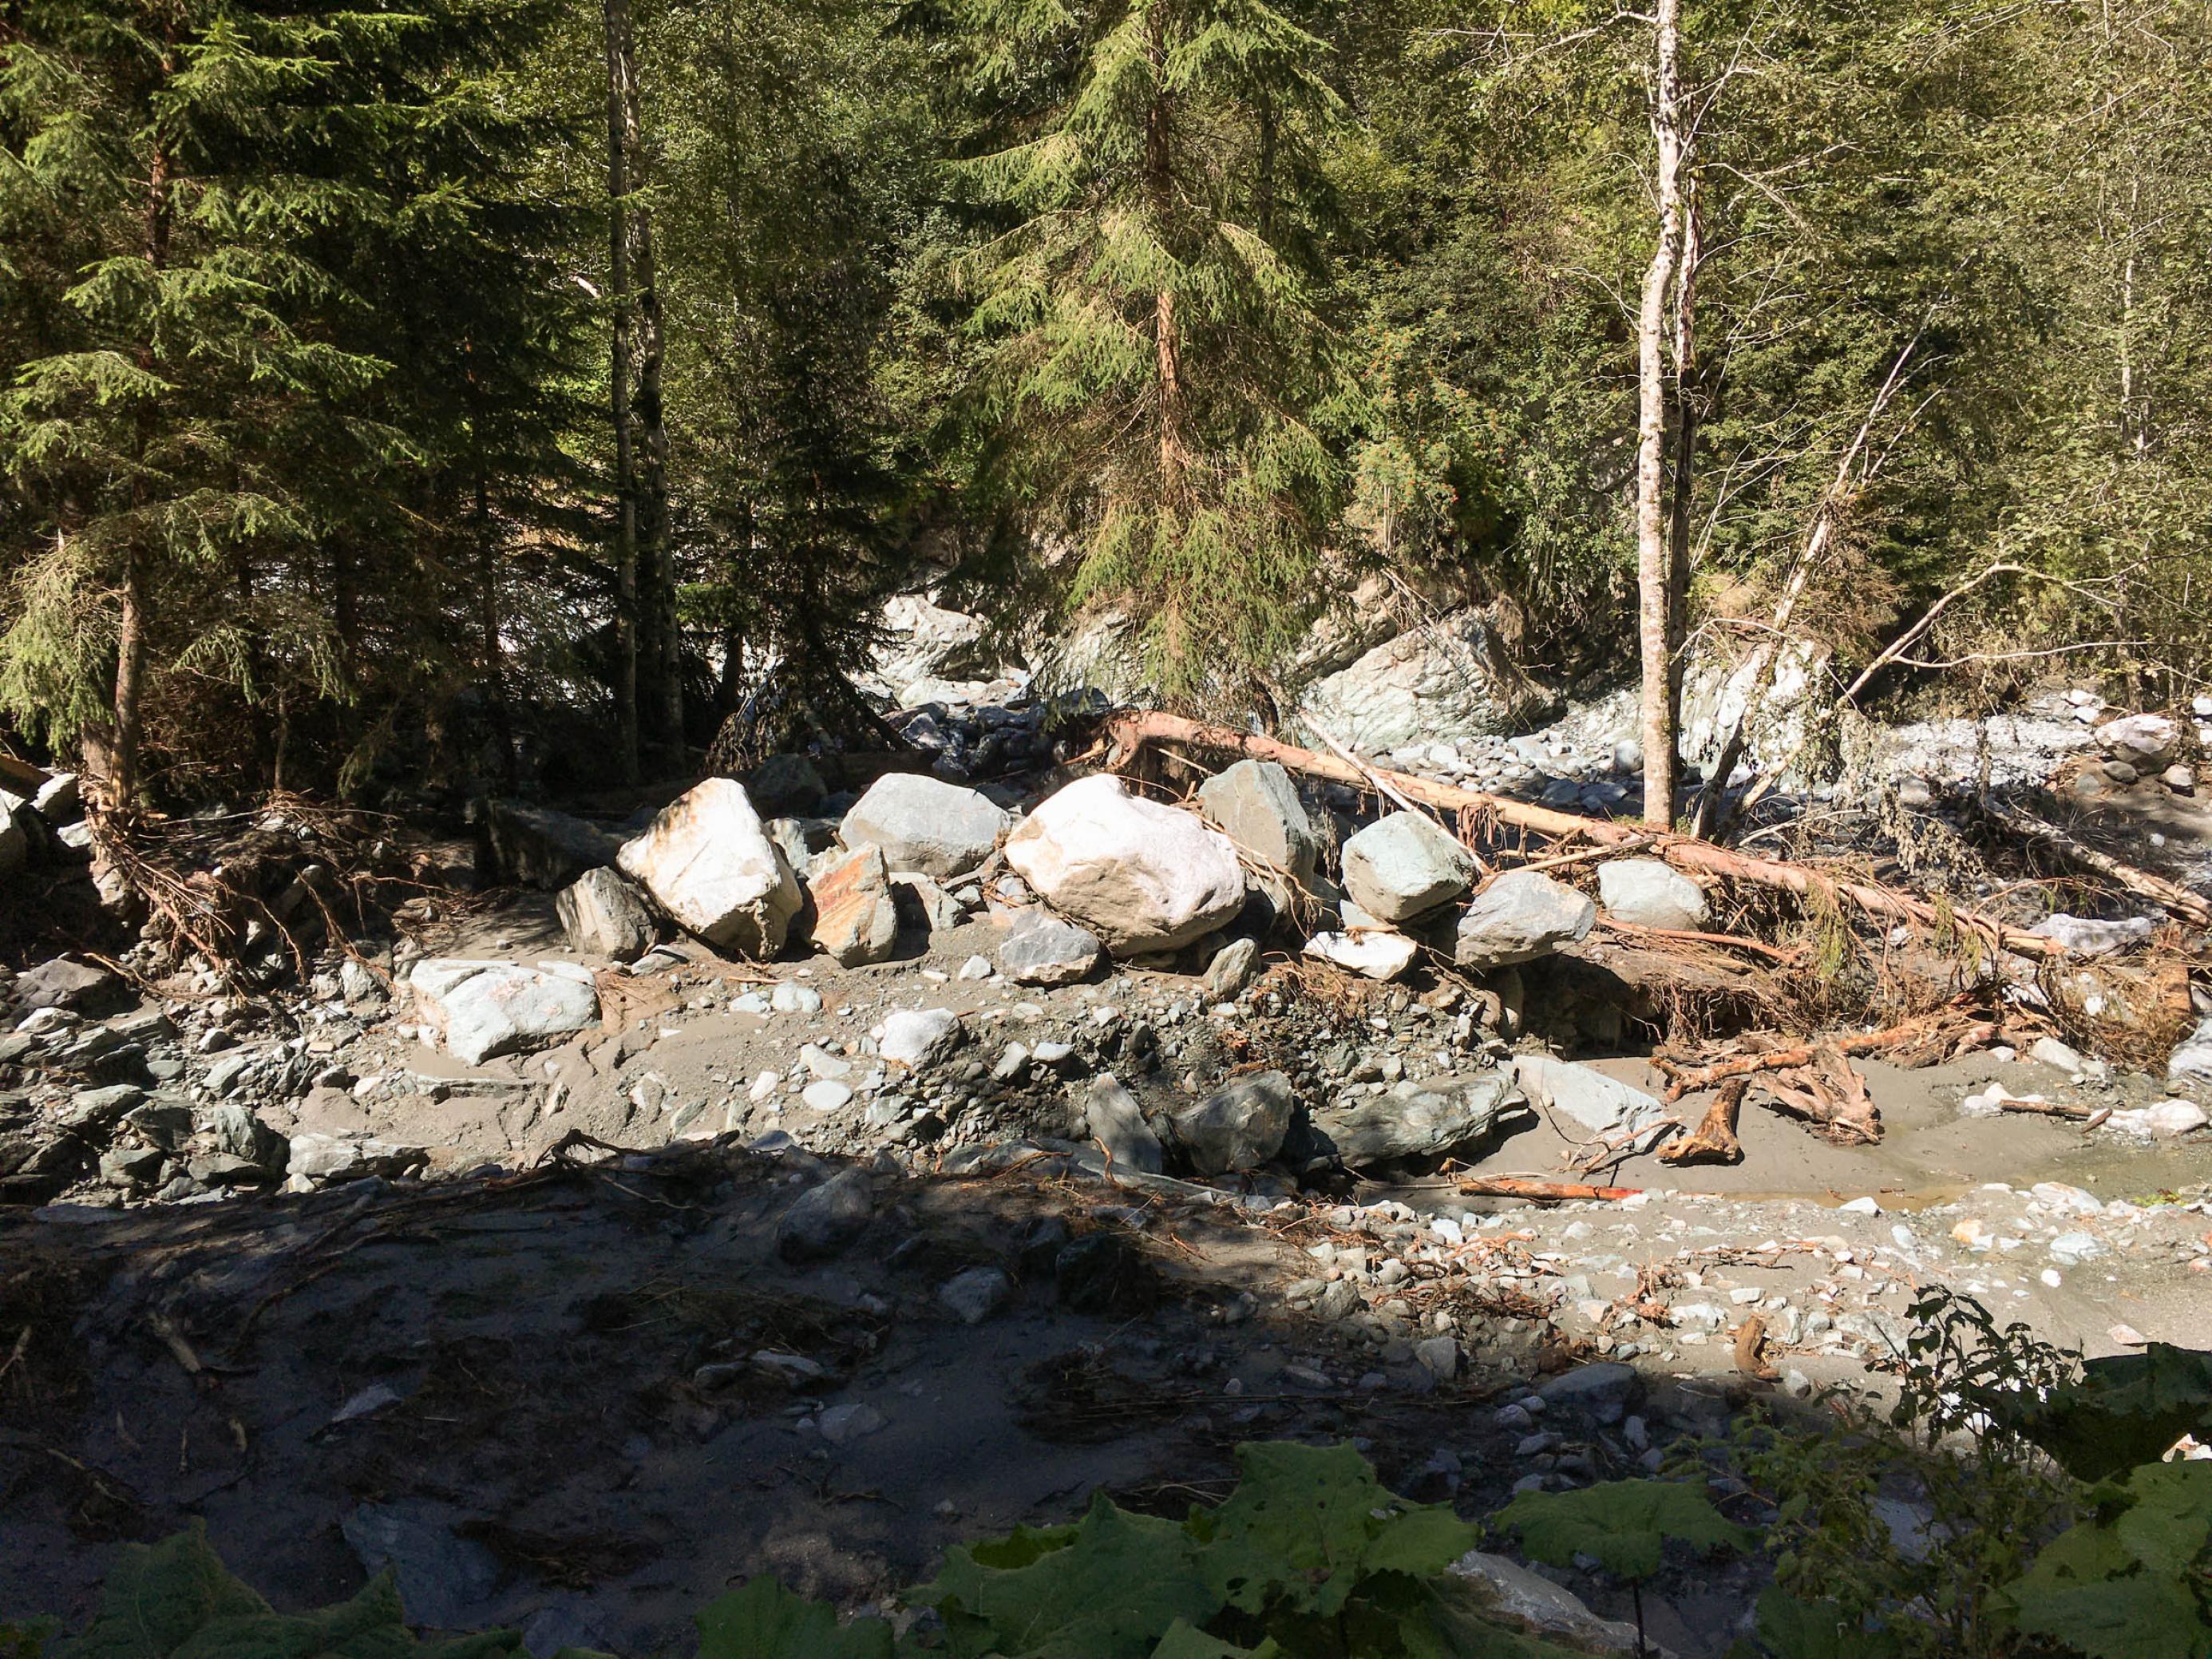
left=1171, top=1070, right=1294, bottom=1174
left=1513, top=1054, right=1674, bottom=1152
left=1595, top=858, right=1708, bottom=932
left=840, top=773, right=1009, bottom=880
left=556, top=866, right=658, bottom=960
left=805, top=843, right=900, bottom=968
left=997, top=912, right=1104, bottom=986
left=1311, top=1072, right=1529, bottom=1167
left=1340, top=812, right=1476, bottom=924
left=1453, top=870, right=1596, bottom=969
left=1082, top=1073, right=1163, bottom=1174
left=1197, top=759, right=1322, bottom=888
left=777, top=1167, right=875, bottom=1262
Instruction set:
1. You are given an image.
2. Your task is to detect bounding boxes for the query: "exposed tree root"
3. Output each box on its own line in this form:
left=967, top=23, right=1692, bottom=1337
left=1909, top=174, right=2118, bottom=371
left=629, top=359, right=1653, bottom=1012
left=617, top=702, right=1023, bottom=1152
left=1658, top=1076, right=1749, bottom=1165
left=1652, top=1013, right=1999, bottom=1101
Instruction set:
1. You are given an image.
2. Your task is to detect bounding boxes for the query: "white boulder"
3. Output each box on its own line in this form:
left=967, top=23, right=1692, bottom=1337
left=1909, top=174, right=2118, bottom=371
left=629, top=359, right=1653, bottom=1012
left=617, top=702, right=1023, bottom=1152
left=1304, top=928, right=1419, bottom=980
left=556, top=867, right=658, bottom=960
left=1003, top=774, right=1245, bottom=955
left=2100, top=713, right=2179, bottom=767
left=880, top=1008, right=963, bottom=1070
left=410, top=959, right=599, bottom=1066
left=616, top=779, right=802, bottom=956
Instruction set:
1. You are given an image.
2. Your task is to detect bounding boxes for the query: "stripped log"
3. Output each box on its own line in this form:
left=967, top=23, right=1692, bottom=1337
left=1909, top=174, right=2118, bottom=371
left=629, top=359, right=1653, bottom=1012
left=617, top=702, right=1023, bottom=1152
left=1456, top=1176, right=1643, bottom=1202
left=1963, top=793, right=2212, bottom=928
left=1098, top=711, right=2064, bottom=957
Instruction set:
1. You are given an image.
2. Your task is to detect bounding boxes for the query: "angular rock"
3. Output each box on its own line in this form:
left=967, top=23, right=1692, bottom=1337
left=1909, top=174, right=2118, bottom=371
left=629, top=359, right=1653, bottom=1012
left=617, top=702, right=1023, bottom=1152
left=342, top=1502, right=502, bottom=1631
left=1512, top=1055, right=1673, bottom=1151
left=1197, top=760, right=1321, bottom=888
left=2169, top=1016, right=2212, bottom=1091
left=1082, top=1073, right=1163, bottom=1174
left=410, top=959, right=599, bottom=1066
left=2104, top=1099, right=2208, bottom=1139
left=807, top=844, right=900, bottom=968
left=481, top=800, right=619, bottom=890
left=1200, top=936, right=1260, bottom=1001
left=777, top=1167, right=874, bottom=1262
left=938, top=1265, right=1014, bottom=1325
left=1003, top=774, right=1245, bottom=955
left=1453, top=871, right=1596, bottom=970
left=616, top=778, right=802, bottom=956
left=1171, top=1071, right=1294, bottom=1174
left=2100, top=712, right=2179, bottom=767
left=2027, top=913, right=2156, bottom=956
left=997, top=912, right=1104, bottom=986
left=840, top=773, right=1009, bottom=880
left=1340, top=812, right=1475, bottom=924
left=1297, top=610, right=1549, bottom=754
left=288, top=1132, right=421, bottom=1182
left=748, top=753, right=827, bottom=818
left=100, top=1146, right=164, bottom=1186
left=1596, top=858, right=1707, bottom=932
left=32, top=773, right=81, bottom=822
left=206, top=1102, right=288, bottom=1171
left=881, top=1008, right=963, bottom=1070
left=555, top=866, right=658, bottom=961
left=14, top=956, right=119, bottom=1012
left=0, top=805, right=24, bottom=877
left=1448, top=1551, right=1650, bottom=1656
left=1304, top=928, right=1419, bottom=980
left=1310, top=1072, right=1528, bottom=1167
left=1535, top=1360, right=1637, bottom=1423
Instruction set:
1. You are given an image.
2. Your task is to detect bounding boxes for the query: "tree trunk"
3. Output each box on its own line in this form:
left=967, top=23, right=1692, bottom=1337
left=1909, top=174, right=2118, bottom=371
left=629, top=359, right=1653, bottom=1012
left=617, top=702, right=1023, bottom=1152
left=1146, top=6, right=1184, bottom=501
left=1633, top=0, right=1687, bottom=830
left=604, top=0, right=640, bottom=785
left=113, top=40, right=175, bottom=813
left=475, top=459, right=516, bottom=792
left=1665, top=180, right=1700, bottom=734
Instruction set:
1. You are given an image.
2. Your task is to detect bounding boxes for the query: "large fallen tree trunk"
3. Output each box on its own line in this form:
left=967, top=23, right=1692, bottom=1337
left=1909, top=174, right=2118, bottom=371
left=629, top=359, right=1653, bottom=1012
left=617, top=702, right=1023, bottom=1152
left=1962, top=792, right=2212, bottom=928
left=1098, top=711, right=2066, bottom=959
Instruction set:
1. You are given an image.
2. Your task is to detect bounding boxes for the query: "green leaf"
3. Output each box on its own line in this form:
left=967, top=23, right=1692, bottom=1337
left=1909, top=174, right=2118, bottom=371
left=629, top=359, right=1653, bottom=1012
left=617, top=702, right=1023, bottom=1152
left=56, top=1527, right=271, bottom=1659
left=1198, top=1442, right=1478, bottom=1617
left=694, top=1578, right=892, bottom=1659
left=1148, top=1623, right=1279, bottom=1659
left=1753, top=1588, right=1904, bottom=1659
left=1998, top=1461, right=2212, bottom=1659
left=2000, top=1346, right=2212, bottom=1481
left=1493, top=1481, right=1755, bottom=1583
left=916, top=1491, right=1217, bottom=1659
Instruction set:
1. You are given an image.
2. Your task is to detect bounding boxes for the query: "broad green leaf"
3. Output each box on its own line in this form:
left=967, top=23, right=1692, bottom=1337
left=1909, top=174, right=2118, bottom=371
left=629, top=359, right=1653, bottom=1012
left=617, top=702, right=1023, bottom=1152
left=694, top=1578, right=892, bottom=1659
left=1148, top=1622, right=1279, bottom=1658
left=1198, top=1442, right=1477, bottom=1617
left=1753, top=1588, right=1904, bottom=1659
left=916, top=1491, right=1217, bottom=1659
left=2000, top=1346, right=2212, bottom=1480
left=1493, top=1481, right=1754, bottom=1582
left=2004, top=1576, right=2210, bottom=1659
left=57, top=1527, right=272, bottom=1659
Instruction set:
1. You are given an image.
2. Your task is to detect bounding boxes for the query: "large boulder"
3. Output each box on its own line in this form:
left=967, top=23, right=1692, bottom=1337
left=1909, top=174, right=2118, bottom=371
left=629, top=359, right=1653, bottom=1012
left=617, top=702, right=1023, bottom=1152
left=1304, top=928, right=1419, bottom=981
left=1513, top=1055, right=1674, bottom=1152
left=1453, top=871, right=1596, bottom=970
left=616, top=778, right=802, bottom=956
left=1596, top=858, right=1707, bottom=932
left=1296, top=610, right=1550, bottom=753
left=1310, top=1073, right=1529, bottom=1167
left=840, top=773, right=1009, bottom=880
left=1082, top=1074, right=1163, bottom=1174
left=410, top=960, right=599, bottom=1066
left=1197, top=760, right=1322, bottom=889
left=480, top=800, right=620, bottom=891
left=556, top=867, right=658, bottom=960
left=997, top=911, right=1104, bottom=986
left=0, top=802, right=26, bottom=877
left=2101, top=713, right=2180, bottom=768
left=806, top=844, right=900, bottom=967
left=1170, top=1071, right=1294, bottom=1174
left=1340, top=812, right=1475, bottom=924
left=1003, top=774, right=1245, bottom=955
left=881, top=1008, right=964, bottom=1070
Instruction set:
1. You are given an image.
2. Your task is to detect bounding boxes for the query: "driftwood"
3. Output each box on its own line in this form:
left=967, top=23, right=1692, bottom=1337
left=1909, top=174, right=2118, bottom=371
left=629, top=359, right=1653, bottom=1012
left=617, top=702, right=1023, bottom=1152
left=1752, top=1049, right=1882, bottom=1145
left=1098, top=711, right=2065, bottom=958
left=1996, top=1098, right=2101, bottom=1122
left=1658, top=1076, right=1750, bottom=1165
left=1652, top=1015, right=1998, bottom=1101
left=1735, top=1313, right=1779, bottom=1382
left=1455, top=1176, right=1643, bottom=1202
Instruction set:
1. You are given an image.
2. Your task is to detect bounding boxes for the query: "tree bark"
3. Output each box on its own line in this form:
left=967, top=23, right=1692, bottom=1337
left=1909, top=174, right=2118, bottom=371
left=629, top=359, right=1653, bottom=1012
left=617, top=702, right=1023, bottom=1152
left=604, top=0, right=641, bottom=785
left=1146, top=6, right=1184, bottom=501
left=1665, top=180, right=1700, bottom=733
left=1633, top=0, right=1688, bottom=830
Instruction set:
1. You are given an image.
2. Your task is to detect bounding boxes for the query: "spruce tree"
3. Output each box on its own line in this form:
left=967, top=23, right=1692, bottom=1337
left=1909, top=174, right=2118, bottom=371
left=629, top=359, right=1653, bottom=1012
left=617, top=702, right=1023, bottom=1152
left=948, top=0, right=1352, bottom=711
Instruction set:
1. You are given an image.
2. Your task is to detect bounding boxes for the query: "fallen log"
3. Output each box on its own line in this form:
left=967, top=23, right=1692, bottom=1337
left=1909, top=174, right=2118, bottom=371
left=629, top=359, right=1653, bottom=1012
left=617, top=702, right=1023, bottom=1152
left=1658, top=1076, right=1749, bottom=1165
left=1754, top=1051, right=1882, bottom=1146
left=1996, top=1098, right=2099, bottom=1122
left=1455, top=1176, right=1643, bottom=1202
left=1099, top=711, right=2064, bottom=958
left=1735, top=1313, right=1779, bottom=1382
left=1963, top=793, right=2212, bottom=928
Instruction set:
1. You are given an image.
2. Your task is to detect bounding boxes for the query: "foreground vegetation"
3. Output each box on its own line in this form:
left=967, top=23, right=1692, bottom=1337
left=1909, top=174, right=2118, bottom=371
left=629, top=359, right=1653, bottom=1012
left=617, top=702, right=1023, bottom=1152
left=5, top=0, right=2210, bottom=803
left=9, top=1293, right=2211, bottom=1658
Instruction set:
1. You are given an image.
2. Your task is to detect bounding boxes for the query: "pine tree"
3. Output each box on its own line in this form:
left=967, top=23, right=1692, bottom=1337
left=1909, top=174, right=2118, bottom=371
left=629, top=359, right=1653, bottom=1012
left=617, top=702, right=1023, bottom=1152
left=948, top=0, right=1353, bottom=712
